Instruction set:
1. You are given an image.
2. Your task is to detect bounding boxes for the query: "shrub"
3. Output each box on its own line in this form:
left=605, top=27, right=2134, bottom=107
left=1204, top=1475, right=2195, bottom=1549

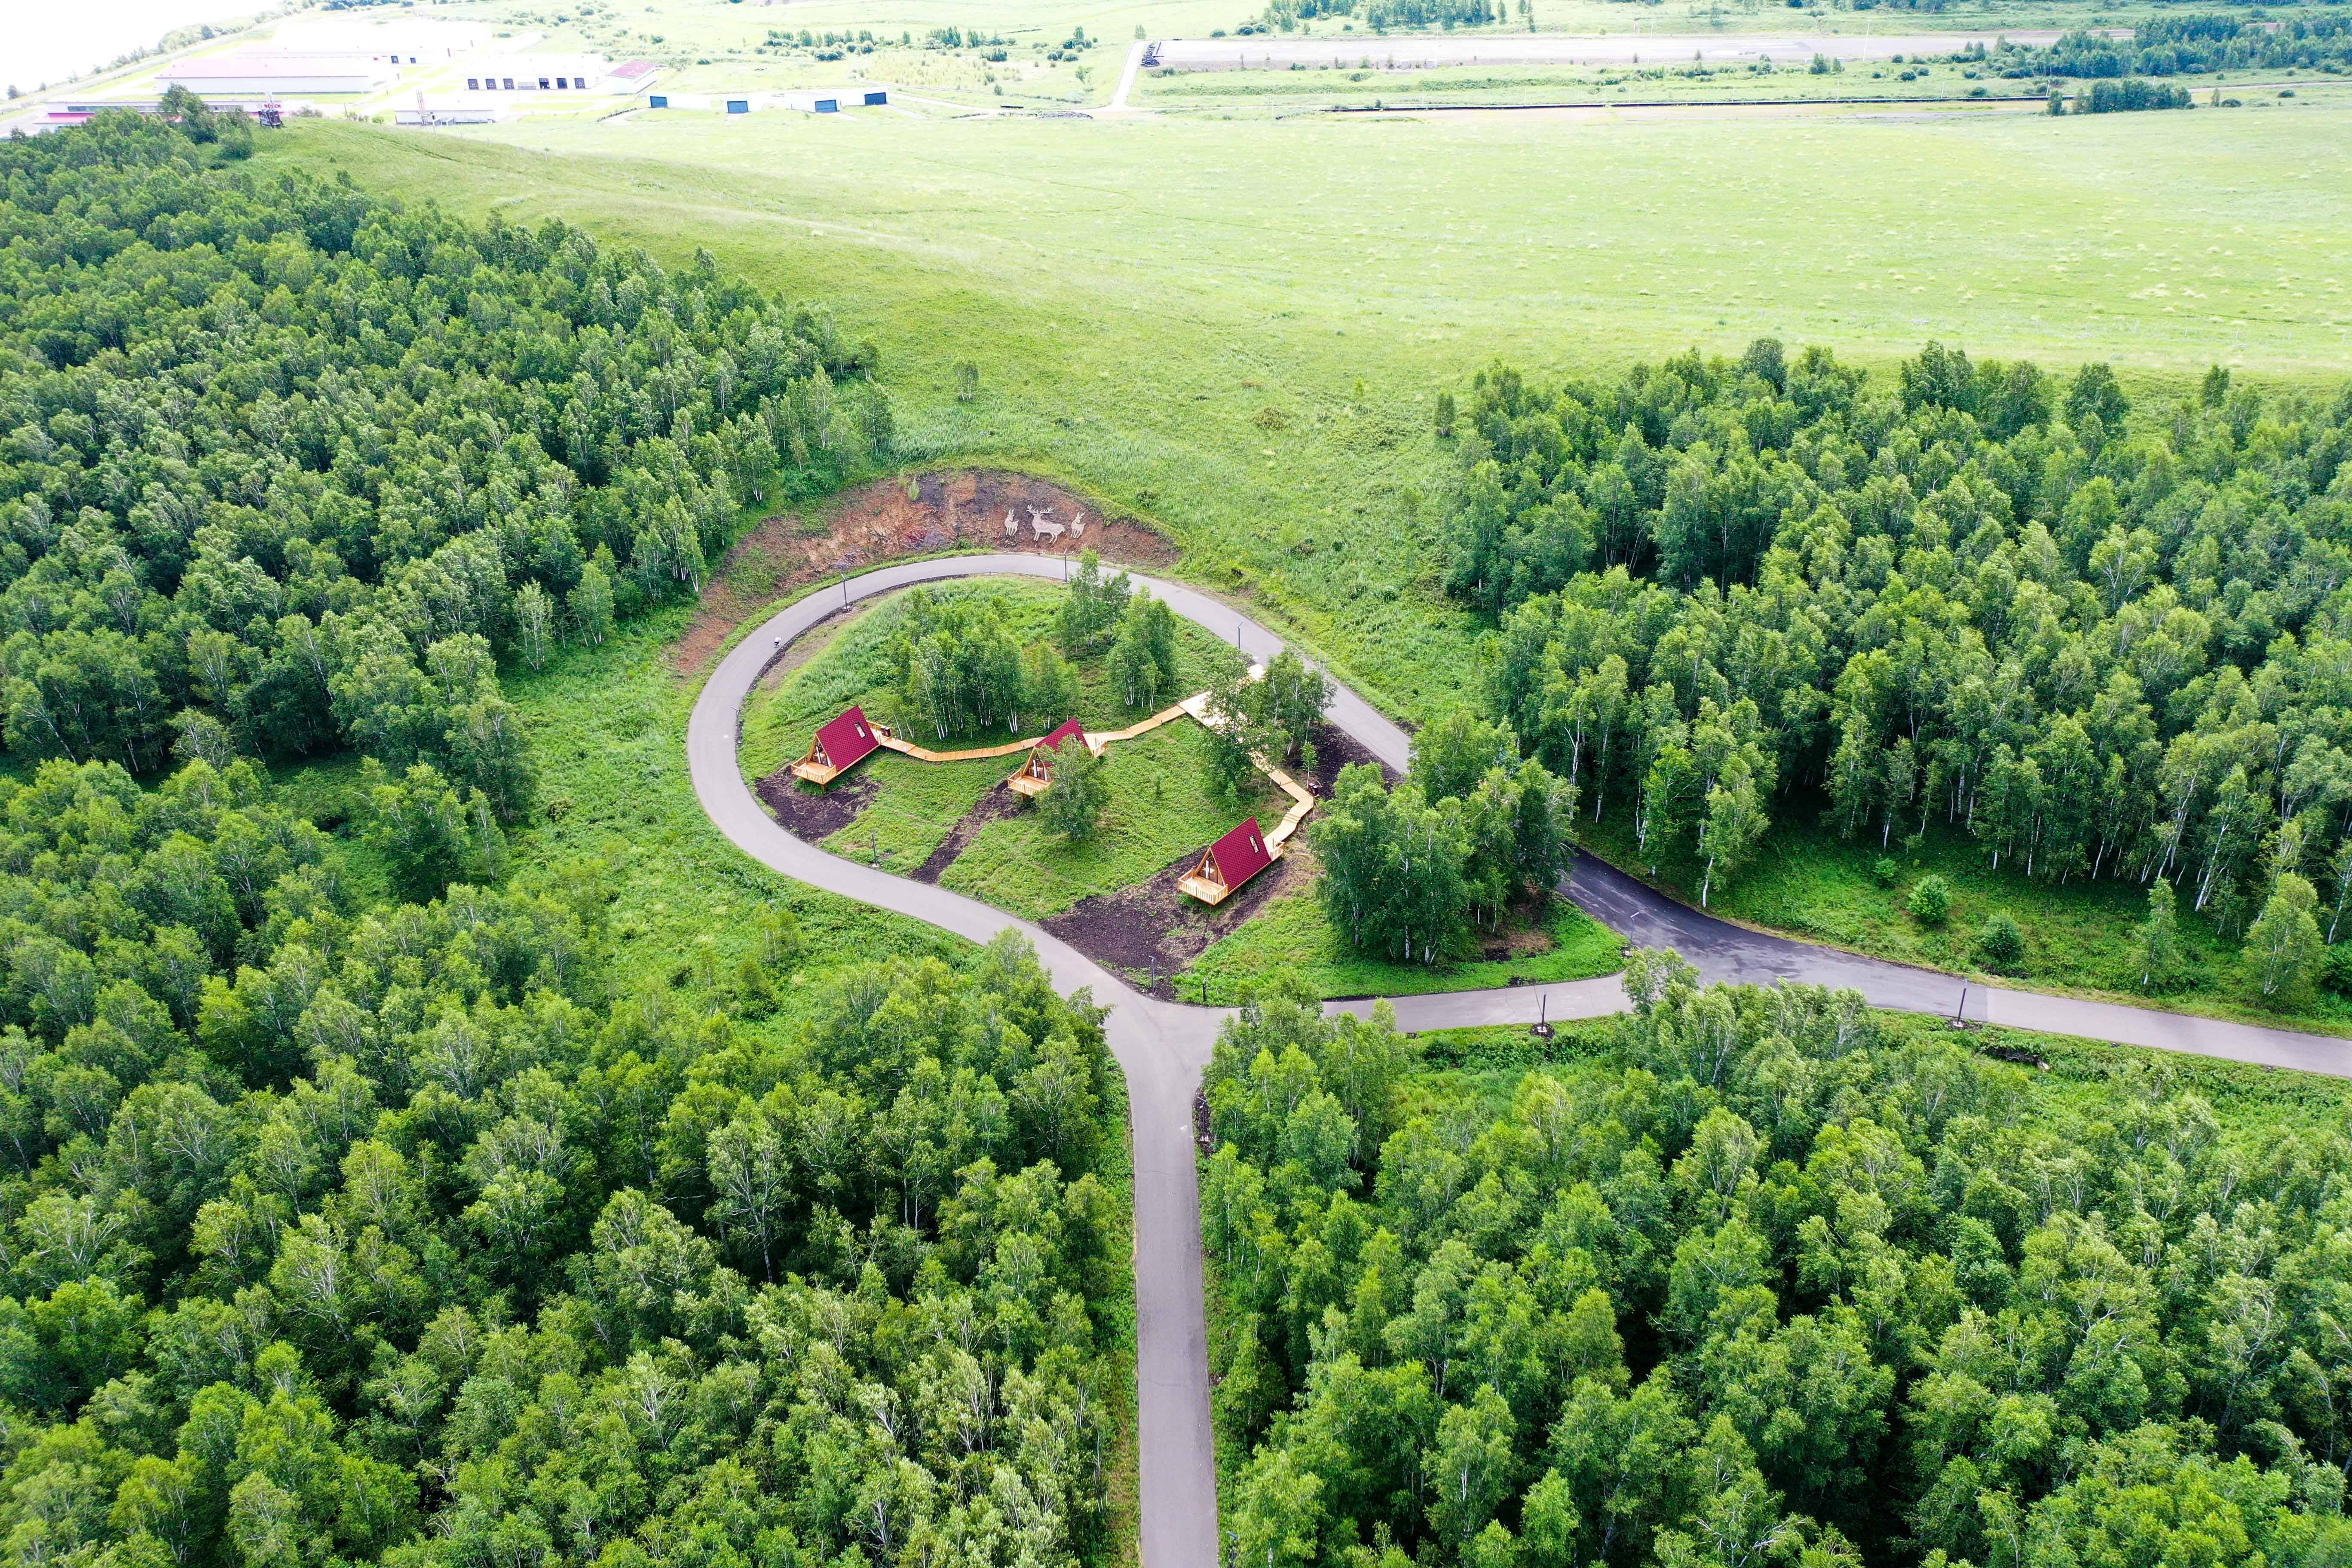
left=1872, top=857, right=1900, bottom=889
left=1975, top=910, right=2025, bottom=972
left=1037, top=742, right=1110, bottom=842
left=1909, top=875, right=1951, bottom=926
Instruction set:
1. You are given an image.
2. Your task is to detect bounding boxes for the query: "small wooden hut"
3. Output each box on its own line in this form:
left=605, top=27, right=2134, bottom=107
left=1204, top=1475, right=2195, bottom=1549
left=1179, top=817, right=1277, bottom=905
left=1005, top=718, right=1099, bottom=798
left=791, top=705, right=882, bottom=787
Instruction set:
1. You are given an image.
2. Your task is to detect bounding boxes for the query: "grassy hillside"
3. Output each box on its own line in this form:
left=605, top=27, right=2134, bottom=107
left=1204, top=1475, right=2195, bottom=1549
left=264, top=104, right=2351, bottom=729
left=251, top=97, right=2352, bottom=1035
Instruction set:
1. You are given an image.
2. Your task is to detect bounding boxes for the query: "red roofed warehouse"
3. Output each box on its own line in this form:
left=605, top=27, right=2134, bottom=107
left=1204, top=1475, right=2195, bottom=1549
left=1005, top=719, right=1098, bottom=798
left=1179, top=817, right=1277, bottom=905
left=791, top=706, right=882, bottom=787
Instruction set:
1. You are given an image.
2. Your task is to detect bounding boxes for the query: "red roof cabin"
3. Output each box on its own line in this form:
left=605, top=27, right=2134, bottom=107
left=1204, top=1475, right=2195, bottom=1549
left=791, top=705, right=882, bottom=787
left=1005, top=719, right=1100, bottom=798
left=1179, top=817, right=1278, bottom=905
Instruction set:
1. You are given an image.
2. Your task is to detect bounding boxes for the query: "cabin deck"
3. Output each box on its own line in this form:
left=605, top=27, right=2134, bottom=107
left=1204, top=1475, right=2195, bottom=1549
left=1176, top=871, right=1234, bottom=905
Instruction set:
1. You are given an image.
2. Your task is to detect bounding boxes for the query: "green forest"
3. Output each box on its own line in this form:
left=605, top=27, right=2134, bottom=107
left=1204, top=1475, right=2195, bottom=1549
left=1424, top=340, right=2352, bottom=1002
left=12, top=62, right=2352, bottom=1568
left=0, top=111, right=886, bottom=798
left=0, top=113, right=1131, bottom=1568
left=1203, top=959, right=2352, bottom=1568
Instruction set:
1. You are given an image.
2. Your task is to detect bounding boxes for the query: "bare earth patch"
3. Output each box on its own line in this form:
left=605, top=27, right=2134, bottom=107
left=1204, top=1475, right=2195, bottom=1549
left=1035, top=724, right=1395, bottom=994
left=675, top=470, right=1178, bottom=674
left=754, top=771, right=876, bottom=840
left=911, top=787, right=1024, bottom=884
left=1045, top=842, right=1305, bottom=997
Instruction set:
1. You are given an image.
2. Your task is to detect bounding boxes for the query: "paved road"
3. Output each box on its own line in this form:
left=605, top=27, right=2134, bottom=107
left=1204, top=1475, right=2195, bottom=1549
left=1109, top=40, right=1147, bottom=111
left=689, top=555, right=2352, bottom=1568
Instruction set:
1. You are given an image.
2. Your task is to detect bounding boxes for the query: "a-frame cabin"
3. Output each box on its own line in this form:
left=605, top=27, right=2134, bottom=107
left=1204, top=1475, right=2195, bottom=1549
left=791, top=705, right=882, bottom=787
left=1005, top=718, right=1099, bottom=798
left=1178, top=817, right=1277, bottom=905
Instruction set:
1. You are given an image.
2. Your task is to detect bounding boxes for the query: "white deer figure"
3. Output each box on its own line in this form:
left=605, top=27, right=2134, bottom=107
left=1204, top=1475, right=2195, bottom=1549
left=1068, top=513, right=1086, bottom=539
left=1003, top=510, right=1019, bottom=536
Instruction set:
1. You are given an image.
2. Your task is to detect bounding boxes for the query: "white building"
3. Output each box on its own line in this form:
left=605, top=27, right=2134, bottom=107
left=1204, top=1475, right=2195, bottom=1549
left=462, top=55, right=614, bottom=93
left=777, top=87, right=888, bottom=112
left=272, top=17, right=495, bottom=64
left=157, top=52, right=395, bottom=95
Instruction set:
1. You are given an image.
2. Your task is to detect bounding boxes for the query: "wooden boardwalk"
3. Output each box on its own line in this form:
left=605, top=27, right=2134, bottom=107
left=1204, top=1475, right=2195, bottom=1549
left=859, top=674, right=1318, bottom=845
left=1180, top=686, right=1317, bottom=851
left=871, top=728, right=1037, bottom=763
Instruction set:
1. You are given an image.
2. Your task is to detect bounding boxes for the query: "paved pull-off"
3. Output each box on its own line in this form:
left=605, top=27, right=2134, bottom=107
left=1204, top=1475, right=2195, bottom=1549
left=687, top=555, right=2352, bottom=1568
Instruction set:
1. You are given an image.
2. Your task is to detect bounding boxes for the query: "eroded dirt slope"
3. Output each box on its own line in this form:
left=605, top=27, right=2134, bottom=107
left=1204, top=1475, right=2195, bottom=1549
left=676, top=470, right=1176, bottom=673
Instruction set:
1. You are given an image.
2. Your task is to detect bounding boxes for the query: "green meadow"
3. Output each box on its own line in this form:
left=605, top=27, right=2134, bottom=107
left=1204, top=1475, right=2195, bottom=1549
left=1181, top=879, right=1625, bottom=1001
left=270, top=102, right=2352, bottom=735
left=739, top=578, right=1281, bottom=909
left=257, top=80, right=2352, bottom=1019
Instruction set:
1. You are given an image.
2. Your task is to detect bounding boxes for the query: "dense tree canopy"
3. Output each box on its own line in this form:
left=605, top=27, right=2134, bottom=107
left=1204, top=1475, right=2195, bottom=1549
left=1991, top=16, right=2352, bottom=78
left=0, top=113, right=1123, bottom=1568
left=1206, top=960, right=2352, bottom=1568
left=0, top=112, right=889, bottom=804
left=1449, top=341, right=2352, bottom=944
left=0, top=748, right=1127, bottom=1568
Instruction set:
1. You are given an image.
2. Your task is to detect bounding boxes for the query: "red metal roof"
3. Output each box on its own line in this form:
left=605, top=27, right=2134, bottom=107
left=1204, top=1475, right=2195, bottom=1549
left=1034, top=718, right=1087, bottom=753
left=1207, top=817, right=1274, bottom=890
left=814, top=706, right=879, bottom=771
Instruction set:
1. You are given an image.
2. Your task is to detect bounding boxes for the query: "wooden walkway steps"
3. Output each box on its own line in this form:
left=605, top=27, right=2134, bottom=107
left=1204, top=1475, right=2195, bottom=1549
left=1087, top=701, right=1191, bottom=745
left=817, top=663, right=1320, bottom=860
left=870, top=727, right=1036, bottom=763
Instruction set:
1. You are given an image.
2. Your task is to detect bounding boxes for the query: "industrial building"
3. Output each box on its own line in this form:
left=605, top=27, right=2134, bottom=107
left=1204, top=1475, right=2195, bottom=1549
left=777, top=87, right=888, bottom=112
left=157, top=52, right=394, bottom=95
left=462, top=55, right=614, bottom=93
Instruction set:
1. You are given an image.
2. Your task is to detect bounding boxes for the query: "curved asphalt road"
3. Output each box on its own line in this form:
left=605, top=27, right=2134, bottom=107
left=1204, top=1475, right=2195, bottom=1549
left=688, top=554, right=2352, bottom=1568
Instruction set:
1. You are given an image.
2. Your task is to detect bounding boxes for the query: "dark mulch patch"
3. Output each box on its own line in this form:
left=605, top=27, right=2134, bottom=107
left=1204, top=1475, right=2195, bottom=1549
left=912, top=787, right=1025, bottom=883
left=755, top=769, right=875, bottom=840
left=1299, top=720, right=1399, bottom=791
left=1043, top=826, right=1310, bottom=998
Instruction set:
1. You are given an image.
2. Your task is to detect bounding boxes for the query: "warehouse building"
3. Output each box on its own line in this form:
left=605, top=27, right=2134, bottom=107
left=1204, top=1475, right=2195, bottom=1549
left=157, top=52, right=395, bottom=95
left=777, top=87, right=887, bottom=112
left=463, top=55, right=617, bottom=93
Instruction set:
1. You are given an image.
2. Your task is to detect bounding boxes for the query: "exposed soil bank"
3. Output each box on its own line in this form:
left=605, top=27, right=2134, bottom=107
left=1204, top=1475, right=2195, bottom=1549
left=677, top=469, right=1176, bottom=673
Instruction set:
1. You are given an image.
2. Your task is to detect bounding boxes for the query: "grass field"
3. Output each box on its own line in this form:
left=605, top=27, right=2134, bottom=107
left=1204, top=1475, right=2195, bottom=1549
left=511, top=599, right=971, bottom=1011
left=740, top=576, right=1242, bottom=776
left=255, top=72, right=2352, bottom=1031
left=1181, top=877, right=1625, bottom=1001
left=403, top=0, right=2352, bottom=112
left=939, top=723, right=1283, bottom=916
left=1134, top=66, right=2341, bottom=107
left=270, top=102, right=2352, bottom=733
left=1583, top=805, right=2352, bottom=1035
left=1404, top=1006, right=2352, bottom=1133
left=739, top=576, right=1282, bottom=911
